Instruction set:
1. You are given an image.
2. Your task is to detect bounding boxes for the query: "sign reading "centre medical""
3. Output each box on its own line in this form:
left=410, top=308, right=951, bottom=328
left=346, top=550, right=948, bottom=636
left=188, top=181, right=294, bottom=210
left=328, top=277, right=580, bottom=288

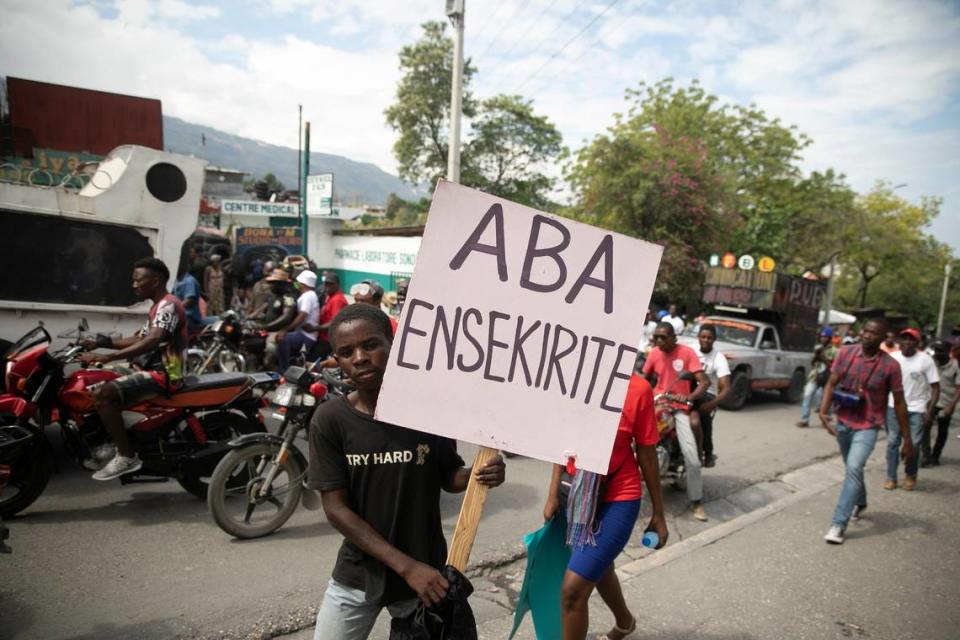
left=221, top=199, right=299, bottom=217
left=375, top=181, right=663, bottom=474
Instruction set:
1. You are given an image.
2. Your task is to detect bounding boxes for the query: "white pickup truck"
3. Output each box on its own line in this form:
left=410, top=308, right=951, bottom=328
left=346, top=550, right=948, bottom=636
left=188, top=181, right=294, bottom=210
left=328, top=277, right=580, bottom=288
left=679, top=315, right=811, bottom=411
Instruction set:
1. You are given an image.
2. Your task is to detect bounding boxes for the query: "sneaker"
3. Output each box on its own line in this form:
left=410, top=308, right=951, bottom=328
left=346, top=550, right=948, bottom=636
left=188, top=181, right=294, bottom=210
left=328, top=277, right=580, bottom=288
left=920, top=458, right=932, bottom=468
left=795, top=421, right=809, bottom=428
left=824, top=525, right=845, bottom=544
left=690, top=502, right=708, bottom=522
left=851, top=504, right=866, bottom=521
left=92, top=454, right=142, bottom=481
left=704, top=454, right=717, bottom=468
left=903, top=475, right=916, bottom=491
left=882, top=480, right=897, bottom=490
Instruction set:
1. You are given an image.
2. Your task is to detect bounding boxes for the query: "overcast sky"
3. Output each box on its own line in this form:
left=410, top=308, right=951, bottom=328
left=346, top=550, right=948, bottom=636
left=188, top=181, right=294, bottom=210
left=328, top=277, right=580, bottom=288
left=2, top=0, right=958, bottom=249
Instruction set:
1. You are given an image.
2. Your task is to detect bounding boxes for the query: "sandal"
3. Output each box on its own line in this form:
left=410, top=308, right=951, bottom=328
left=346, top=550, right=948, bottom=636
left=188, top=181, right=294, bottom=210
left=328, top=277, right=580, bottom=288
left=599, top=615, right=636, bottom=640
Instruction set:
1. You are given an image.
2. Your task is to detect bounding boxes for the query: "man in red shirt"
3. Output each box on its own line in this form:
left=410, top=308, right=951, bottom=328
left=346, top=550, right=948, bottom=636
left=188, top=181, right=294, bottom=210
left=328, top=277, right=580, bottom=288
left=313, top=273, right=349, bottom=359
left=819, top=318, right=912, bottom=544
left=642, top=321, right=711, bottom=520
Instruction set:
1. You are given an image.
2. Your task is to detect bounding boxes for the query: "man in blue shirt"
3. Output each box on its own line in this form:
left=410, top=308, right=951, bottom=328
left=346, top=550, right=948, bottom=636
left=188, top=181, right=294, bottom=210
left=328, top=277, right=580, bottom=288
left=173, top=270, right=203, bottom=332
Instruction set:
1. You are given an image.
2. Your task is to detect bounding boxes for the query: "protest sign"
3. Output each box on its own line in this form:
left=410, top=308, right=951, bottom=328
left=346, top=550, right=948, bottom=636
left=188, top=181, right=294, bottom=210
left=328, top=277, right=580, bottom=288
left=376, top=181, right=662, bottom=474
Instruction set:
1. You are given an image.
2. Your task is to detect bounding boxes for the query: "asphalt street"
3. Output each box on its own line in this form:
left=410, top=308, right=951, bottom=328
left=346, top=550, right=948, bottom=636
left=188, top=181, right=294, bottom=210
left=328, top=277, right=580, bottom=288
left=4, top=394, right=946, bottom=639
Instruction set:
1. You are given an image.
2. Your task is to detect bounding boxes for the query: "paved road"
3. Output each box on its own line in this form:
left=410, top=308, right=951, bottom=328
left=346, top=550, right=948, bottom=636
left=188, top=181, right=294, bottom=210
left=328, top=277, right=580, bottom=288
left=2, top=396, right=851, bottom=639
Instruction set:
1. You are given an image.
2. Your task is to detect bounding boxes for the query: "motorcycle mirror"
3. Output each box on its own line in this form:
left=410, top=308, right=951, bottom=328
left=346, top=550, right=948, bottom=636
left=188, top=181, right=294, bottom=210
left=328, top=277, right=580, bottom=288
left=79, top=318, right=89, bottom=333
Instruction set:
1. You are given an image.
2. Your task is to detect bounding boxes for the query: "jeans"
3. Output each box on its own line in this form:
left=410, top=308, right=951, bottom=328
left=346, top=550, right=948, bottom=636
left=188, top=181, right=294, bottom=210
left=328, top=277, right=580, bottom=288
left=885, top=408, right=923, bottom=482
left=675, top=412, right=703, bottom=502
left=277, top=331, right=317, bottom=372
left=800, top=380, right=825, bottom=423
left=313, top=578, right=418, bottom=640
left=922, top=407, right=952, bottom=462
left=831, top=422, right=878, bottom=528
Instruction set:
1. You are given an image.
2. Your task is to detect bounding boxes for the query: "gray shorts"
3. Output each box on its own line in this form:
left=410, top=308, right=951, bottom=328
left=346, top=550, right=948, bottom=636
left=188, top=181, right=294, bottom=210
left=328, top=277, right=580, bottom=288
left=112, top=371, right=167, bottom=405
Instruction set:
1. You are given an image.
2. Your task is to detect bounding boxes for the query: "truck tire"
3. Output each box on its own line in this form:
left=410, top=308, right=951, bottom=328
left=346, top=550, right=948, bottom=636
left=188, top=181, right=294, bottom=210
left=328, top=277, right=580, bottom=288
left=721, top=371, right=750, bottom=411
left=781, top=368, right=806, bottom=404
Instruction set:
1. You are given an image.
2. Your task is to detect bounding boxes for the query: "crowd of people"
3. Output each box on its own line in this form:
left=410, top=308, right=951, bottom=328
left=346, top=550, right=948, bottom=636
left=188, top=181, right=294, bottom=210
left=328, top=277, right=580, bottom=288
left=76, top=258, right=956, bottom=638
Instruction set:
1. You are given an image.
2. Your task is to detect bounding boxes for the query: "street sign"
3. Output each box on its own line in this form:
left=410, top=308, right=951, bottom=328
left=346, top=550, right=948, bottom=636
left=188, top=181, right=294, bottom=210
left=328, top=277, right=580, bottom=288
left=235, top=226, right=303, bottom=253
left=306, top=173, right=334, bottom=216
left=758, top=256, right=776, bottom=273
left=708, top=253, right=720, bottom=267
left=722, top=252, right=737, bottom=269
left=375, top=181, right=663, bottom=473
left=738, top=254, right=756, bottom=270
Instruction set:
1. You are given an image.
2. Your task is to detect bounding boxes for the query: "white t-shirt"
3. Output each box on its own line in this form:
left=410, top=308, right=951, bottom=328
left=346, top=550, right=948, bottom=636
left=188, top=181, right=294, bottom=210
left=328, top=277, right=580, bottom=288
left=666, top=315, right=685, bottom=335
left=642, top=320, right=658, bottom=345
left=296, top=289, right=321, bottom=341
left=888, top=350, right=940, bottom=412
left=698, top=348, right=731, bottom=395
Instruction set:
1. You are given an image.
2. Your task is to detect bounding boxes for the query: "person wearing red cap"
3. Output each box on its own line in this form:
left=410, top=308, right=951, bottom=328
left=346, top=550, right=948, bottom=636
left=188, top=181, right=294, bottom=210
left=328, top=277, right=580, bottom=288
left=819, top=318, right=912, bottom=545
left=885, top=328, right=939, bottom=491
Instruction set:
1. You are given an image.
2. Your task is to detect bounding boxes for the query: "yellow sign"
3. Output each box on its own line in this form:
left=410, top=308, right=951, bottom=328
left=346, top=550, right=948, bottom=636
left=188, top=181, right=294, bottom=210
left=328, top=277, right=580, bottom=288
left=758, top=256, right=776, bottom=273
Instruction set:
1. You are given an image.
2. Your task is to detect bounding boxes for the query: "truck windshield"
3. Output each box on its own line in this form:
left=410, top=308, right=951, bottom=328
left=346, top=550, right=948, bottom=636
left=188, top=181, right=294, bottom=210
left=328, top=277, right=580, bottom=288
left=709, top=319, right=759, bottom=347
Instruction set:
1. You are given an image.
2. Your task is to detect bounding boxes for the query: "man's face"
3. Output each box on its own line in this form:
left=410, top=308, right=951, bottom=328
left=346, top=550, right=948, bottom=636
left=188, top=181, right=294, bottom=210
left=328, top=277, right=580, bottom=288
left=332, top=319, right=390, bottom=390
left=698, top=330, right=715, bottom=353
left=933, top=348, right=949, bottom=365
left=899, top=334, right=918, bottom=357
left=669, top=305, right=678, bottom=317
left=885, top=332, right=896, bottom=345
left=132, top=268, right=158, bottom=300
left=323, top=281, right=338, bottom=296
left=859, top=322, right=884, bottom=349
left=653, top=328, right=677, bottom=352
left=262, top=261, right=275, bottom=277
left=819, top=334, right=832, bottom=345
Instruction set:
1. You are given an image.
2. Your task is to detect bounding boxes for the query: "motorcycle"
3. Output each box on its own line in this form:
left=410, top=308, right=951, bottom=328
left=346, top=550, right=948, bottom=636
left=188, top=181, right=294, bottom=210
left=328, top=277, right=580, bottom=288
left=0, top=321, right=280, bottom=518
left=186, top=311, right=247, bottom=374
left=207, top=365, right=352, bottom=539
left=654, top=371, right=697, bottom=490
left=0, top=422, right=29, bottom=552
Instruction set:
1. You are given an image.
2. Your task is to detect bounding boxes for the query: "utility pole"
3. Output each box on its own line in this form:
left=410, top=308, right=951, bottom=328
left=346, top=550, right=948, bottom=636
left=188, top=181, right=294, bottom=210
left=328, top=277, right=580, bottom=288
left=936, top=262, right=952, bottom=337
left=301, top=121, right=310, bottom=256
left=297, top=104, right=303, bottom=217
left=446, top=0, right=465, bottom=183
left=823, top=252, right=837, bottom=326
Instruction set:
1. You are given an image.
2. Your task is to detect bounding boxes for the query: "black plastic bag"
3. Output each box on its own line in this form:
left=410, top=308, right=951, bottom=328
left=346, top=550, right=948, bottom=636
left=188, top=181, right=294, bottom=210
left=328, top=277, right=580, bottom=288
left=389, top=566, right=477, bottom=640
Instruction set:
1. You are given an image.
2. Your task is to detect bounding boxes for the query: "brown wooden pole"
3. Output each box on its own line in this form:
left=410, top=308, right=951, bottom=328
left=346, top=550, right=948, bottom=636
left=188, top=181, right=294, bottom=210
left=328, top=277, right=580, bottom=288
left=446, top=445, right=500, bottom=572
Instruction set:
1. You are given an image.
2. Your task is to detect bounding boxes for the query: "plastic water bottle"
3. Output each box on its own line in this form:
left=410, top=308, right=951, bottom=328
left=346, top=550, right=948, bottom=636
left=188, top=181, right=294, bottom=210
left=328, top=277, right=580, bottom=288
left=641, top=531, right=659, bottom=549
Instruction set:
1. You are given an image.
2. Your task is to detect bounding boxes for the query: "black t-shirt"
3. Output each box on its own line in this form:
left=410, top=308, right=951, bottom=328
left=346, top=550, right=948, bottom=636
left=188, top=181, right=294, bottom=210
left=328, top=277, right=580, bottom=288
left=307, top=396, right=464, bottom=605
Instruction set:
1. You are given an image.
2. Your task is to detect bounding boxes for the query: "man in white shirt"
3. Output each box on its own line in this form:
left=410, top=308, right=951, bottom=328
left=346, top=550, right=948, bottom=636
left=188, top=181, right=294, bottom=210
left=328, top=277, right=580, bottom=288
left=885, top=328, right=939, bottom=491
left=694, top=323, right=731, bottom=467
left=275, top=270, right=321, bottom=371
left=665, top=304, right=685, bottom=336
left=923, top=341, right=959, bottom=466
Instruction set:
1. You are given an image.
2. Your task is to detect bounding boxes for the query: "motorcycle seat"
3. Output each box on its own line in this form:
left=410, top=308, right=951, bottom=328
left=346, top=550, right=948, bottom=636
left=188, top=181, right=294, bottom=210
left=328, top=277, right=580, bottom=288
left=178, top=372, right=250, bottom=393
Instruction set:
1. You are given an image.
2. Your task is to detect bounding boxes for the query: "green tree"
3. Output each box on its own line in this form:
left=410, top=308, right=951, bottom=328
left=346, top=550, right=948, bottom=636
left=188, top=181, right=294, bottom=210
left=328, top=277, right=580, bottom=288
left=384, top=23, right=563, bottom=210
left=384, top=21, right=477, bottom=188
left=461, top=95, right=563, bottom=210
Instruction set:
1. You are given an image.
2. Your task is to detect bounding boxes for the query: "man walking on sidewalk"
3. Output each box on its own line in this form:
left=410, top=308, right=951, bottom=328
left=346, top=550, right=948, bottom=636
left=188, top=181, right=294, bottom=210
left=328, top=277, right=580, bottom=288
left=922, top=341, right=957, bottom=466
left=885, top=328, right=939, bottom=491
left=797, top=327, right=837, bottom=428
left=819, top=318, right=913, bottom=544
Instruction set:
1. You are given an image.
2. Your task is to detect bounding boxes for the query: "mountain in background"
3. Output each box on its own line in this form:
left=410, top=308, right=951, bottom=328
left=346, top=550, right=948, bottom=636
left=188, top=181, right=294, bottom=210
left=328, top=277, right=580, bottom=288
left=163, top=116, right=419, bottom=205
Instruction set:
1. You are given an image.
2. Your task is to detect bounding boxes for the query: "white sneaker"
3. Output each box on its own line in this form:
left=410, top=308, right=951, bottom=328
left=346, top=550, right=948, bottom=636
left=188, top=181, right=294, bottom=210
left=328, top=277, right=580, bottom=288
left=92, top=454, right=142, bottom=481
left=824, top=525, right=845, bottom=544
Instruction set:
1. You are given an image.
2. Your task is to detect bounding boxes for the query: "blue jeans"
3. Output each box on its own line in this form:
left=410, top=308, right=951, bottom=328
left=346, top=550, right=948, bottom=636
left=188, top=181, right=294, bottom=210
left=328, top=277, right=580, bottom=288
left=277, top=331, right=316, bottom=372
left=831, top=422, right=878, bottom=528
left=885, top=407, right=923, bottom=482
left=800, top=380, right=824, bottom=423
left=313, top=578, right=418, bottom=640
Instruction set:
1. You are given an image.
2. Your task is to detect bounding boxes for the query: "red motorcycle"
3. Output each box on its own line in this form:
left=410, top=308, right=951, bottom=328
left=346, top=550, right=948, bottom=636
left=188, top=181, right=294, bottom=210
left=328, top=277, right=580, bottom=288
left=0, top=323, right=280, bottom=518
left=654, top=371, right=696, bottom=490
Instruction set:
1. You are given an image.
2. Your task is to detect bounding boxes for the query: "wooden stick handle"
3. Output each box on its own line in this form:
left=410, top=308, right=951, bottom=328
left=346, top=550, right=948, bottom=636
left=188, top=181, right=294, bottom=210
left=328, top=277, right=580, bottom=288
left=446, top=446, right=500, bottom=572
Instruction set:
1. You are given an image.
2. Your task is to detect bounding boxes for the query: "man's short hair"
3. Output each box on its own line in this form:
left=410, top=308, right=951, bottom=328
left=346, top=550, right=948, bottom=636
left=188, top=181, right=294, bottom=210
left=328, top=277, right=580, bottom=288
left=698, top=323, right=717, bottom=337
left=864, top=317, right=889, bottom=333
left=134, top=257, right=170, bottom=284
left=329, top=303, right=393, bottom=348
left=656, top=321, right=676, bottom=336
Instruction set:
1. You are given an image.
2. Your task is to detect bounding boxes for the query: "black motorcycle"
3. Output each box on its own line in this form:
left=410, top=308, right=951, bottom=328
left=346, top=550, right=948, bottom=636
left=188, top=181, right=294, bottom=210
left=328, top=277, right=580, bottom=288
left=186, top=311, right=247, bottom=374
left=207, top=365, right=352, bottom=538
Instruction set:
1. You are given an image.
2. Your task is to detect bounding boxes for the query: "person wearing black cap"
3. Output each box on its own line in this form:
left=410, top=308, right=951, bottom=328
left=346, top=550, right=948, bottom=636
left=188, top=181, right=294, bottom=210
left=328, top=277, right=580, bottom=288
left=885, top=328, right=939, bottom=491
left=923, top=340, right=959, bottom=466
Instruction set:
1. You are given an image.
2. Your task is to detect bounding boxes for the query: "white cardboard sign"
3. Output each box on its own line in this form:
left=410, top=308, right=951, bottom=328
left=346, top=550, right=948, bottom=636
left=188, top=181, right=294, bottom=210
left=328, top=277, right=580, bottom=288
left=375, top=182, right=663, bottom=473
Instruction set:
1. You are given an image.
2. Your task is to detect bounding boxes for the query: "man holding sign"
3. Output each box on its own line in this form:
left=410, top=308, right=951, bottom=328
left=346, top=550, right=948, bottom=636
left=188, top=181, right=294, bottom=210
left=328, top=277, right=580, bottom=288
left=308, top=304, right=506, bottom=638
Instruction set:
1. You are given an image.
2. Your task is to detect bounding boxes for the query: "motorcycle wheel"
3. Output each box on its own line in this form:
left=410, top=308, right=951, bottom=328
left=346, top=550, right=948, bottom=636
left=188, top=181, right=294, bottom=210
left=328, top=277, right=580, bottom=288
left=207, top=442, right=304, bottom=539
left=185, top=352, right=207, bottom=375
left=176, top=412, right=264, bottom=499
left=0, top=423, right=54, bottom=518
